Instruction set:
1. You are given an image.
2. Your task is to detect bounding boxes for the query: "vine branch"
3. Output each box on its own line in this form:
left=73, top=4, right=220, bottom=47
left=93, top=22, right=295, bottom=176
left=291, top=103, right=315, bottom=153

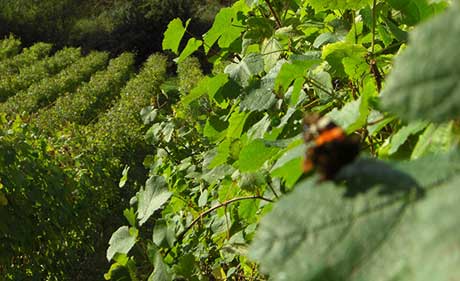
left=164, top=195, right=274, bottom=256
left=264, top=0, right=282, bottom=28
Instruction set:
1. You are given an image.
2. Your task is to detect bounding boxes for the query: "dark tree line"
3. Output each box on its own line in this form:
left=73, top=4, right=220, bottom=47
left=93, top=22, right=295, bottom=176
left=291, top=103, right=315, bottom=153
left=0, top=0, right=229, bottom=62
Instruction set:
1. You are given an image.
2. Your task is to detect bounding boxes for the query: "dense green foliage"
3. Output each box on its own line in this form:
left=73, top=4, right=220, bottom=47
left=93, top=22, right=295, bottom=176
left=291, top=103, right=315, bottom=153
left=1, top=0, right=460, bottom=280
left=102, top=0, right=460, bottom=280
left=0, top=35, right=21, bottom=61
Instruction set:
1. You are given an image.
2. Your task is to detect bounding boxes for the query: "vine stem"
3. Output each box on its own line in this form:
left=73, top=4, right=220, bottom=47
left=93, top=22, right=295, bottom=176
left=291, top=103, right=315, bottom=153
left=264, top=0, right=282, bottom=28
left=371, top=0, right=377, bottom=54
left=164, top=195, right=274, bottom=257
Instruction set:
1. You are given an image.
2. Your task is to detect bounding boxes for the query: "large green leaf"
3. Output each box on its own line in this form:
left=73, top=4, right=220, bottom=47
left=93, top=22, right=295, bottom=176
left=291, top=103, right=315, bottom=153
left=203, top=2, right=247, bottom=53
left=181, top=74, right=228, bottom=106
left=239, top=139, right=280, bottom=172
left=137, top=176, right=172, bottom=226
left=162, top=18, right=190, bottom=54
left=381, top=5, right=460, bottom=122
left=148, top=251, right=172, bottom=281
left=262, top=37, right=283, bottom=72
left=106, top=226, right=138, bottom=261
left=275, top=56, right=321, bottom=93
left=410, top=121, right=456, bottom=159
left=322, top=42, right=367, bottom=78
left=226, top=110, right=250, bottom=139
left=225, top=54, right=264, bottom=88
left=250, top=153, right=460, bottom=281
left=240, top=88, right=276, bottom=112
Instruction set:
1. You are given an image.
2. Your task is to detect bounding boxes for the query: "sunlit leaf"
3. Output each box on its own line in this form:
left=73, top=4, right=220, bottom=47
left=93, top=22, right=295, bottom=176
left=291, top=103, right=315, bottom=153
left=119, top=165, right=130, bottom=188
left=225, top=53, right=264, bottom=88
left=175, top=38, right=203, bottom=63
left=162, top=18, right=190, bottom=54
left=181, top=74, right=228, bottom=106
left=322, top=42, right=367, bottom=78
left=137, top=176, right=172, bottom=226
left=240, top=88, right=276, bottom=112
left=107, top=226, right=138, bottom=261
left=239, top=139, right=280, bottom=172
left=203, top=4, right=247, bottom=53
left=411, top=121, right=457, bottom=159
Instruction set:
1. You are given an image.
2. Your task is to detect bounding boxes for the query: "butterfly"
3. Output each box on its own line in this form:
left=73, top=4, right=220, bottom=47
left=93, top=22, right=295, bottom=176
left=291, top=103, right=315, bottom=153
left=303, top=114, right=360, bottom=181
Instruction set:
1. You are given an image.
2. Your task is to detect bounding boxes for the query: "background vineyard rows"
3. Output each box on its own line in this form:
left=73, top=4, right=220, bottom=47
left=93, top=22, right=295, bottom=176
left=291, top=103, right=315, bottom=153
left=0, top=37, right=169, bottom=279
left=1, top=0, right=460, bottom=280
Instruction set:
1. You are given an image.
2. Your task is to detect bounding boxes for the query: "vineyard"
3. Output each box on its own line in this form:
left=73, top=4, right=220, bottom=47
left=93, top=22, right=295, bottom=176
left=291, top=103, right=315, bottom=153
left=1, top=0, right=460, bottom=280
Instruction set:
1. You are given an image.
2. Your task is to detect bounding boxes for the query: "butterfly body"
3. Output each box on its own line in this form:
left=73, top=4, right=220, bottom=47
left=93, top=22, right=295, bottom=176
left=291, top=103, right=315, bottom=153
left=303, top=114, right=360, bottom=180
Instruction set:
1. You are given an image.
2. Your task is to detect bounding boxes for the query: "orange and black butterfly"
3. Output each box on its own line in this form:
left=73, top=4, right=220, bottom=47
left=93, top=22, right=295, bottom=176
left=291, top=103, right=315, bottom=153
left=303, top=114, right=360, bottom=181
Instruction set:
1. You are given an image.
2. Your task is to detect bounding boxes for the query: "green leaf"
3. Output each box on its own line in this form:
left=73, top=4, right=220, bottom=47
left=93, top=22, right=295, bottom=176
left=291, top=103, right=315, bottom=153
left=275, top=56, right=320, bottom=93
left=322, top=42, right=367, bottom=78
left=104, top=255, right=137, bottom=281
left=239, top=139, right=280, bottom=172
left=380, top=121, right=428, bottom=156
left=225, top=54, right=264, bottom=88
left=262, top=37, right=283, bottom=72
left=306, top=0, right=372, bottom=11
left=148, top=252, right=172, bottom=281
left=119, top=165, right=130, bottom=188
left=162, top=18, right=190, bottom=54
left=208, top=140, right=231, bottom=169
left=366, top=110, right=396, bottom=136
left=313, top=32, right=340, bottom=48
left=388, top=0, right=435, bottom=25
left=382, top=17, right=409, bottom=42
left=123, top=208, right=136, bottom=227
left=342, top=56, right=368, bottom=81
left=137, top=176, right=172, bottom=226
left=107, top=226, right=138, bottom=261
left=270, top=140, right=305, bottom=188
left=181, top=74, right=228, bottom=106
left=198, top=189, right=208, bottom=207
left=175, top=38, right=203, bottom=63
left=240, top=88, right=276, bottom=112
left=251, top=153, right=460, bottom=281
left=309, top=67, right=333, bottom=100
left=246, top=114, right=271, bottom=140
left=203, top=4, right=247, bottom=53
left=171, top=253, right=196, bottom=279
left=204, top=115, right=228, bottom=141
left=411, top=121, right=456, bottom=159
left=238, top=199, right=259, bottom=222
left=237, top=172, right=266, bottom=192
left=327, top=96, right=368, bottom=133
left=381, top=5, right=460, bottom=122
left=226, top=110, right=250, bottom=139
left=288, top=78, right=306, bottom=107
left=140, top=106, right=158, bottom=125
left=246, top=0, right=260, bottom=8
